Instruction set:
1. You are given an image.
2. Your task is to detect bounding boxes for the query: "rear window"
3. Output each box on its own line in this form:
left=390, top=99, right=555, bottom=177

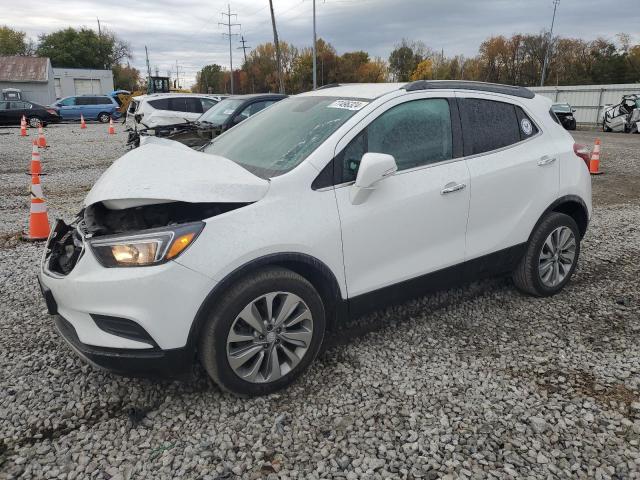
left=95, top=96, right=113, bottom=105
left=459, top=98, right=528, bottom=155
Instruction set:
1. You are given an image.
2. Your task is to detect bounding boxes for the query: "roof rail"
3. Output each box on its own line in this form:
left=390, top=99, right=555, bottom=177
left=403, top=80, right=535, bottom=99
left=315, top=83, right=340, bottom=90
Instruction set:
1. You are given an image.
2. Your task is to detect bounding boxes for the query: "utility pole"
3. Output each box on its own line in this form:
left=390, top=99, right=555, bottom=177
left=312, top=0, right=317, bottom=89
left=175, top=60, right=180, bottom=89
left=540, top=0, right=560, bottom=87
left=145, top=46, right=152, bottom=93
left=97, top=18, right=103, bottom=69
left=268, top=0, right=285, bottom=94
left=219, top=4, right=240, bottom=94
left=238, top=35, right=251, bottom=64
left=238, top=35, right=254, bottom=93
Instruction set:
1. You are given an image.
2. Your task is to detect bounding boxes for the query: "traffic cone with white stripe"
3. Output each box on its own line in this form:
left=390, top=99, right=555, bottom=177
left=20, top=115, right=27, bottom=136
left=30, top=140, right=42, bottom=175
left=80, top=114, right=87, bottom=129
left=589, top=138, right=603, bottom=175
left=25, top=174, right=50, bottom=240
left=108, top=117, right=115, bottom=135
left=37, top=124, right=47, bottom=148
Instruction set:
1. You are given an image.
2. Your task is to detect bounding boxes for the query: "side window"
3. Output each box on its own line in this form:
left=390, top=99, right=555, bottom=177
left=184, top=97, right=203, bottom=113
left=58, top=97, right=76, bottom=106
left=168, top=97, right=189, bottom=112
left=148, top=98, right=170, bottom=110
left=515, top=106, right=539, bottom=140
left=76, top=97, right=92, bottom=106
left=458, top=98, right=521, bottom=155
left=339, top=98, right=453, bottom=183
left=201, top=98, right=217, bottom=111
left=96, top=96, right=113, bottom=105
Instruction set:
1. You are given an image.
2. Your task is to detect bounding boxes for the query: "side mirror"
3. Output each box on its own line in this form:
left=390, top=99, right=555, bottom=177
left=350, top=152, right=397, bottom=205
left=571, top=108, right=576, bottom=113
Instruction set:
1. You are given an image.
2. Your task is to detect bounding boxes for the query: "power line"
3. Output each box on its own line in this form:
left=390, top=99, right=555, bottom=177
left=219, top=4, right=240, bottom=94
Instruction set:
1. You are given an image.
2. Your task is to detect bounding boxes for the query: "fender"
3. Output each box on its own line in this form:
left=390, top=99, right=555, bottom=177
left=530, top=194, right=590, bottom=241
left=185, top=252, right=346, bottom=356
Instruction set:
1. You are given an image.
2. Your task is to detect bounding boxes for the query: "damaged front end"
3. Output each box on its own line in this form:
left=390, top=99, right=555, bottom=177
left=44, top=201, right=248, bottom=275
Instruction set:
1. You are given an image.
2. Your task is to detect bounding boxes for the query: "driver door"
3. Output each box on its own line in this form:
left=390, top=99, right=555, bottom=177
left=333, top=95, right=470, bottom=305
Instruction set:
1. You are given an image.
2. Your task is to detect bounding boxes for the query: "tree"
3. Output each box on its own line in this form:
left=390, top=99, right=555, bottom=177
left=0, top=26, right=33, bottom=55
left=388, top=39, right=430, bottom=81
left=36, top=27, right=131, bottom=69
left=410, top=59, right=433, bottom=81
left=194, top=64, right=225, bottom=93
left=112, top=64, right=141, bottom=91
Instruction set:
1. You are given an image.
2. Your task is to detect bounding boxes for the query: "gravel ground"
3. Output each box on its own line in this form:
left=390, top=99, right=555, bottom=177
left=1, top=124, right=639, bottom=479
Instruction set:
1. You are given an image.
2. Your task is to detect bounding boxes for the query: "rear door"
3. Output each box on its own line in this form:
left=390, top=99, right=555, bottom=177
left=456, top=93, right=559, bottom=260
left=0, top=101, right=11, bottom=124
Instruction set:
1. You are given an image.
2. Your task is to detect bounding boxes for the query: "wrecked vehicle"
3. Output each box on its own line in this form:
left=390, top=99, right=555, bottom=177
left=39, top=81, right=591, bottom=397
left=129, top=93, right=286, bottom=149
left=551, top=103, right=577, bottom=130
left=602, top=94, right=639, bottom=133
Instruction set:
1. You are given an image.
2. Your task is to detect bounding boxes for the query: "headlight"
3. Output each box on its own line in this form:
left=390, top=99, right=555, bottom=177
left=90, top=222, right=204, bottom=267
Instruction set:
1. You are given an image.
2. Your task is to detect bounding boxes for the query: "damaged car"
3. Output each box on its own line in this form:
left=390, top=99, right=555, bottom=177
left=551, top=103, right=577, bottom=130
left=39, top=81, right=592, bottom=396
left=602, top=94, right=640, bottom=133
left=130, top=93, right=287, bottom=149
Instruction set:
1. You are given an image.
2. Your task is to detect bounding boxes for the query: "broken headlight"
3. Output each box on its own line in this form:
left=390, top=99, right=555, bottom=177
left=89, top=222, right=204, bottom=267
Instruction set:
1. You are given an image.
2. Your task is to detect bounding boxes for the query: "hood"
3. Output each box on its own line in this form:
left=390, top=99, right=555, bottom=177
left=84, top=138, right=269, bottom=210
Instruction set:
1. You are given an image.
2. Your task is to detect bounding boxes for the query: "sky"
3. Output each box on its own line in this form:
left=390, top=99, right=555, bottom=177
left=4, top=0, right=639, bottom=87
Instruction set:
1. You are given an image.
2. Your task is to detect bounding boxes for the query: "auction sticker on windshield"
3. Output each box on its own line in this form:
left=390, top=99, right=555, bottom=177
left=327, top=100, right=369, bottom=111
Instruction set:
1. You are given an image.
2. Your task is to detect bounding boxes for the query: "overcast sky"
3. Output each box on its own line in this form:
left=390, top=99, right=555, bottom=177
left=5, top=0, right=639, bottom=87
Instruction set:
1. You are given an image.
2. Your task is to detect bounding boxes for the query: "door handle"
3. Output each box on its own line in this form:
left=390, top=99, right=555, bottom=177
left=441, top=182, right=466, bottom=195
left=537, top=156, right=557, bottom=166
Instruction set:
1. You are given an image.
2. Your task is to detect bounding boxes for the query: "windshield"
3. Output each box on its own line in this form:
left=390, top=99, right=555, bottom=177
left=203, top=96, right=367, bottom=178
left=552, top=104, right=572, bottom=113
left=198, top=98, right=244, bottom=124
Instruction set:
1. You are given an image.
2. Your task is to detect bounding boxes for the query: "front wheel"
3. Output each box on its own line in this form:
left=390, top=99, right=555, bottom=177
left=97, top=112, right=111, bottom=123
left=198, top=267, right=326, bottom=396
left=512, top=212, right=581, bottom=297
left=28, top=116, right=42, bottom=128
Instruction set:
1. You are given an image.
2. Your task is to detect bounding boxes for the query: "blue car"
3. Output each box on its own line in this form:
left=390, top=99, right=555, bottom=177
left=52, top=95, right=121, bottom=123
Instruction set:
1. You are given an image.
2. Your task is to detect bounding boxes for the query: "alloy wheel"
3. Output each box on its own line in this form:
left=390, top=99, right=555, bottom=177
left=226, top=292, right=314, bottom=383
left=538, top=226, right=576, bottom=287
left=28, top=117, right=41, bottom=128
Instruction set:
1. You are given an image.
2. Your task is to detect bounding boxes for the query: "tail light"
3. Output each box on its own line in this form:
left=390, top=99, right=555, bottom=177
left=573, top=143, right=590, bottom=167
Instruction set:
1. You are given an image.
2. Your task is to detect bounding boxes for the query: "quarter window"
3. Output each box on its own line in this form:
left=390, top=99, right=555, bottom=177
left=339, top=98, right=453, bottom=183
left=458, top=98, right=521, bottom=155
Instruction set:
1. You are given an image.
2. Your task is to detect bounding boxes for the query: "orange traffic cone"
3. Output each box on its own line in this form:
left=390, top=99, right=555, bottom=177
left=37, top=124, right=47, bottom=148
left=20, top=115, right=27, bottom=136
left=30, top=140, right=42, bottom=175
left=589, top=138, right=603, bottom=175
left=80, top=114, right=87, bottom=129
left=25, top=174, right=50, bottom=240
left=108, top=117, right=115, bottom=135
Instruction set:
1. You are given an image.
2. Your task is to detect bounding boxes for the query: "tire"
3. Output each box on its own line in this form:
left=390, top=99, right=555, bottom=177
left=28, top=116, right=42, bottom=128
left=198, top=267, right=326, bottom=396
left=603, top=121, right=611, bottom=132
left=97, top=112, right=111, bottom=123
left=512, top=212, right=581, bottom=297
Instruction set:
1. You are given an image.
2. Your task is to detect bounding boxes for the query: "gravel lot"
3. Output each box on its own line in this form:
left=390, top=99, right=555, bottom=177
left=1, top=124, right=639, bottom=479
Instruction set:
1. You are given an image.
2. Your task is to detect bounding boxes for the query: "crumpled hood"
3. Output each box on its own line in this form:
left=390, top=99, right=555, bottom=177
left=84, top=138, right=269, bottom=210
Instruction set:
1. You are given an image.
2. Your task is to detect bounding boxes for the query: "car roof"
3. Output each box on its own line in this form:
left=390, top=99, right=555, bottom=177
left=298, top=81, right=536, bottom=100
left=225, top=93, right=287, bottom=101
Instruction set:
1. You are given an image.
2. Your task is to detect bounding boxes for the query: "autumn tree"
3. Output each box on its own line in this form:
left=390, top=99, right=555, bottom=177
left=112, top=64, right=141, bottom=91
left=0, top=26, right=33, bottom=55
left=410, top=59, right=433, bottom=80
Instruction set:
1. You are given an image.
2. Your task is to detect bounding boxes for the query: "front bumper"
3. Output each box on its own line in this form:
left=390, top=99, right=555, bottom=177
left=39, top=220, right=215, bottom=374
left=53, top=314, right=192, bottom=377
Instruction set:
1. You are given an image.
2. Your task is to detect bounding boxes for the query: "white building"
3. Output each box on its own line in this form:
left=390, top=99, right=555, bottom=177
left=53, top=68, right=115, bottom=99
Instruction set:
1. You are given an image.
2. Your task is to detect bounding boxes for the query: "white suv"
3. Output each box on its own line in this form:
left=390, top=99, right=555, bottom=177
left=125, top=93, right=225, bottom=129
left=39, top=81, right=592, bottom=396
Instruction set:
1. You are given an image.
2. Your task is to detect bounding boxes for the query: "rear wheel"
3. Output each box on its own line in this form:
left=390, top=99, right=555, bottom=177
left=28, top=116, right=42, bottom=128
left=512, top=212, right=581, bottom=297
left=198, top=267, right=326, bottom=396
left=602, top=121, right=611, bottom=132
left=97, top=112, right=111, bottom=123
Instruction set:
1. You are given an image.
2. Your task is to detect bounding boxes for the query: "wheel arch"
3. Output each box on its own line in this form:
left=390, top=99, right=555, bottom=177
left=532, top=195, right=589, bottom=240
left=185, top=252, right=346, bottom=357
